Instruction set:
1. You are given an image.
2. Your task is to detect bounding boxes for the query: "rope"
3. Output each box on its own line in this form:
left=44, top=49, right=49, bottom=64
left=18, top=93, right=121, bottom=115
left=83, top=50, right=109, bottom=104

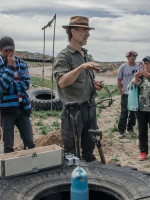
left=95, top=86, right=113, bottom=109
left=88, top=69, right=113, bottom=109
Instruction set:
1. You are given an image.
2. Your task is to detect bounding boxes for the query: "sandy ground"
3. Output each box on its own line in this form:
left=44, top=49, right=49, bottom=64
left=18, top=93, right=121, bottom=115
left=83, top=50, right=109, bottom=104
left=0, top=66, right=150, bottom=173
left=1, top=95, right=149, bottom=172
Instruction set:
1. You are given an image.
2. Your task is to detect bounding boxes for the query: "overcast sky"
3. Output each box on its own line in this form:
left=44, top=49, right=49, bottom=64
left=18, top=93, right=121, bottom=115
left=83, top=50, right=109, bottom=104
left=0, top=0, right=150, bottom=61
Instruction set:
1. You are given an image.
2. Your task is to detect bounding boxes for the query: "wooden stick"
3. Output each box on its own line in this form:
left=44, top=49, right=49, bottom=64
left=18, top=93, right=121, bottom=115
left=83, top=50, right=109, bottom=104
left=51, top=14, right=56, bottom=111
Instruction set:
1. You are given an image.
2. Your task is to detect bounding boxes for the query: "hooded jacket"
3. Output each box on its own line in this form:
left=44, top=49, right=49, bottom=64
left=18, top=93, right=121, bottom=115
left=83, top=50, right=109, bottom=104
left=0, top=55, right=31, bottom=112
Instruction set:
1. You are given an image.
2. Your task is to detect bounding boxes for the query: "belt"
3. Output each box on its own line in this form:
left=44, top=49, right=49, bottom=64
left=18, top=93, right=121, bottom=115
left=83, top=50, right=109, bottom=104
left=88, top=98, right=94, bottom=103
left=81, top=98, right=94, bottom=105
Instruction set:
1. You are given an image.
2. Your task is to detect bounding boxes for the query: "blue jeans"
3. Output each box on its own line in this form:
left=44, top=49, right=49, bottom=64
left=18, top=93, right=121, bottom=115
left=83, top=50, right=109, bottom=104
left=1, top=107, right=35, bottom=153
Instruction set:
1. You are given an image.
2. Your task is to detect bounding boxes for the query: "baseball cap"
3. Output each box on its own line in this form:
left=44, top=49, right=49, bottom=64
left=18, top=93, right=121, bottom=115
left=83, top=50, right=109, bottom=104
left=125, top=51, right=138, bottom=57
left=142, top=56, right=150, bottom=62
left=0, top=36, right=15, bottom=51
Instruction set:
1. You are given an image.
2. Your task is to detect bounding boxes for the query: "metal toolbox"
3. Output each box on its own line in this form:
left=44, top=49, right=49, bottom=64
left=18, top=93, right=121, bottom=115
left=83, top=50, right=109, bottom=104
left=0, top=144, right=64, bottom=178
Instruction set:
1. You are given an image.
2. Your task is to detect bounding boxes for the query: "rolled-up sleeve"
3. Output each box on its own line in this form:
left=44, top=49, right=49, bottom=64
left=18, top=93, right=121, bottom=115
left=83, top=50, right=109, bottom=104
left=54, top=53, right=70, bottom=82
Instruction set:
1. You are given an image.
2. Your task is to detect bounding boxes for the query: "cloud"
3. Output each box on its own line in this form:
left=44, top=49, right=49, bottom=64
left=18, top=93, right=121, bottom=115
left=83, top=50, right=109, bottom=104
left=91, top=14, right=150, bottom=42
left=0, top=1, right=121, bottom=19
left=111, top=0, right=150, bottom=15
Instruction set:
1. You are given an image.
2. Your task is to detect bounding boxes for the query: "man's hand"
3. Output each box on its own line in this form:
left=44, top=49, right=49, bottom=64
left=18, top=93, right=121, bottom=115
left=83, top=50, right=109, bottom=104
left=94, top=80, right=104, bottom=91
left=7, top=53, right=15, bottom=67
left=82, top=61, right=100, bottom=72
left=58, top=61, right=101, bottom=88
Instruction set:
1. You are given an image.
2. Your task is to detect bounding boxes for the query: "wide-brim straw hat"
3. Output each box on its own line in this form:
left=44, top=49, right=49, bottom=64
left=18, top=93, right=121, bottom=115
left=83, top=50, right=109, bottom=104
left=62, top=16, right=95, bottom=30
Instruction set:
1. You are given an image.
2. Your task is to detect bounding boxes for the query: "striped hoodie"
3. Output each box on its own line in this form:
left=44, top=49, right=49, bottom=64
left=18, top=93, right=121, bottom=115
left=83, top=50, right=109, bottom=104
left=0, top=55, right=31, bottom=111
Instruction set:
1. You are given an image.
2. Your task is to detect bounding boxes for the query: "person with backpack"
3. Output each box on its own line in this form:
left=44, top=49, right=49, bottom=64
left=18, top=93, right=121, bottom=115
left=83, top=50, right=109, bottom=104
left=132, top=56, right=150, bottom=161
left=0, top=36, right=35, bottom=153
left=54, top=16, right=103, bottom=162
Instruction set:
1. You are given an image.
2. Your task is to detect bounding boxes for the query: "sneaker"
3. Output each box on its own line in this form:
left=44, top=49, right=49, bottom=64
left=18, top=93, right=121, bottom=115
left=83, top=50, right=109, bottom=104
left=82, top=154, right=96, bottom=162
left=128, top=130, right=136, bottom=135
left=118, top=132, right=125, bottom=139
left=139, top=152, right=147, bottom=161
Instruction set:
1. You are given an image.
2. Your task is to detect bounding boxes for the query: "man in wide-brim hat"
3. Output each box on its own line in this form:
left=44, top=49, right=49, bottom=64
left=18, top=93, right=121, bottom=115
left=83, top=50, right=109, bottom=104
left=54, top=16, right=104, bottom=162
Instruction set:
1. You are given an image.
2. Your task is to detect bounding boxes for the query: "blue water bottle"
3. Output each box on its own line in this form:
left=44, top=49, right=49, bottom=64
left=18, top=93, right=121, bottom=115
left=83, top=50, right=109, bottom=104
left=71, top=165, right=89, bottom=200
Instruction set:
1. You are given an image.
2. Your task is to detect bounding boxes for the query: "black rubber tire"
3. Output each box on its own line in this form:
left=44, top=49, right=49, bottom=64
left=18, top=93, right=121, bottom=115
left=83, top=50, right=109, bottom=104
left=0, top=161, right=150, bottom=200
left=29, top=89, right=63, bottom=111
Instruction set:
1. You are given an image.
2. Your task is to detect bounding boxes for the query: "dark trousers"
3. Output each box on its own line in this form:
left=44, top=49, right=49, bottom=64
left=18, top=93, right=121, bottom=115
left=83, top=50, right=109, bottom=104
left=135, top=111, right=150, bottom=154
left=61, top=102, right=97, bottom=157
left=118, top=94, right=136, bottom=133
left=1, top=107, right=35, bottom=153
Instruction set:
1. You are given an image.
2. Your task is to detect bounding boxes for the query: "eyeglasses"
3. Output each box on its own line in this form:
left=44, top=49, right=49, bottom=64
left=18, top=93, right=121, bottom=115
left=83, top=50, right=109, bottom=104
left=144, top=62, right=150, bottom=66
